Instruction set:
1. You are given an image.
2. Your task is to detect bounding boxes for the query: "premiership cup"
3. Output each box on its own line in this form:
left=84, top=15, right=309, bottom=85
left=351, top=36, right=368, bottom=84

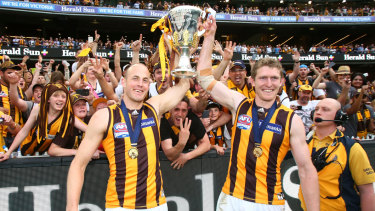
left=168, top=6, right=215, bottom=78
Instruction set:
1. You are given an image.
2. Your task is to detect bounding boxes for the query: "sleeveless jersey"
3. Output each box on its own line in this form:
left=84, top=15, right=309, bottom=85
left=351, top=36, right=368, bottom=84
left=21, top=112, right=64, bottom=155
left=208, top=126, right=226, bottom=147
left=102, top=103, right=166, bottom=209
left=222, top=98, right=294, bottom=205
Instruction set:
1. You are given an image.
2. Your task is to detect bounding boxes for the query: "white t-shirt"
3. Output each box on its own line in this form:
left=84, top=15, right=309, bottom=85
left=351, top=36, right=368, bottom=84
left=290, top=100, right=320, bottom=133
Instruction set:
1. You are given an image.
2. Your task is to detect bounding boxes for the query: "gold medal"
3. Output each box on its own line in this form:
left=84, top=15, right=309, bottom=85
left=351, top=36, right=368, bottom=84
left=128, top=147, right=139, bottom=159
left=253, top=146, right=263, bottom=158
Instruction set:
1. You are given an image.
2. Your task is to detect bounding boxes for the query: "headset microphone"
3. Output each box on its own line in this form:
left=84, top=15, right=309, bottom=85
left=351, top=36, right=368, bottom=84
left=314, top=118, right=341, bottom=123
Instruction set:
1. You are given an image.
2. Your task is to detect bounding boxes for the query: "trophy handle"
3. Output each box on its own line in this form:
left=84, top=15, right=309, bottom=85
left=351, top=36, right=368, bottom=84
left=198, top=8, right=217, bottom=37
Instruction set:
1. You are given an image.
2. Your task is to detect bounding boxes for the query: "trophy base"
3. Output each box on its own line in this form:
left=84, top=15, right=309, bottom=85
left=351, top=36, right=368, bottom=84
left=171, top=68, right=197, bottom=78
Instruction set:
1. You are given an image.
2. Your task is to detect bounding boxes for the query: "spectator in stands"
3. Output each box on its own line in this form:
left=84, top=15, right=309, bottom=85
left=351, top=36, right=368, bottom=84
left=290, top=85, right=320, bottom=134
left=0, top=83, right=87, bottom=160
left=149, top=63, right=170, bottom=97
left=47, top=93, right=93, bottom=156
left=206, top=101, right=229, bottom=155
left=9, top=70, right=43, bottom=121
left=225, top=60, right=255, bottom=99
left=343, top=87, right=375, bottom=139
left=92, top=97, right=109, bottom=113
left=313, top=65, right=356, bottom=106
left=351, top=73, right=367, bottom=91
left=0, top=61, right=26, bottom=148
left=160, top=97, right=210, bottom=169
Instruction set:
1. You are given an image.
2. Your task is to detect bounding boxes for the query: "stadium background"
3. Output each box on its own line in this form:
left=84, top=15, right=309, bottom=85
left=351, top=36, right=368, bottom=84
left=0, top=0, right=375, bottom=210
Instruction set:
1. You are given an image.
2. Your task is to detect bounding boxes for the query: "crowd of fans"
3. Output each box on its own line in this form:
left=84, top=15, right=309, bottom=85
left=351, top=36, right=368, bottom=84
left=20, top=0, right=375, bottom=16
left=2, top=35, right=375, bottom=55
left=0, top=29, right=374, bottom=162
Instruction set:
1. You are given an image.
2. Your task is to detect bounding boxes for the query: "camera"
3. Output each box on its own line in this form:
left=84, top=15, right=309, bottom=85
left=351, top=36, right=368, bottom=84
left=76, top=89, right=90, bottom=96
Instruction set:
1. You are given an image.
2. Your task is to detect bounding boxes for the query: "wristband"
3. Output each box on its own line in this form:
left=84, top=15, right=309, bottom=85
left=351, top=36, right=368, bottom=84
left=106, top=68, right=112, bottom=74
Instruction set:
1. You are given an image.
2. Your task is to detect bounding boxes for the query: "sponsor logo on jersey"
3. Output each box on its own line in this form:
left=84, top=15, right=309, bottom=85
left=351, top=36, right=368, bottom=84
left=113, top=122, right=129, bottom=138
left=141, top=118, right=156, bottom=128
left=237, top=114, right=252, bottom=130
left=260, top=120, right=282, bottom=134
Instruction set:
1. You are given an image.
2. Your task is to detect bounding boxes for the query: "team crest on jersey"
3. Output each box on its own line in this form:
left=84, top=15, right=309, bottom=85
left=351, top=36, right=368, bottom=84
left=0, top=91, right=8, bottom=97
left=113, top=123, right=129, bottom=138
left=237, top=114, right=252, bottom=130
left=141, top=118, right=156, bottom=128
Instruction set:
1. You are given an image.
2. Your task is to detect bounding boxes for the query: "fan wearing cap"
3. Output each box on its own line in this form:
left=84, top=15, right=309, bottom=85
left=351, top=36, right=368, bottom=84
left=92, top=97, right=108, bottom=113
left=342, top=86, right=375, bottom=139
left=0, top=83, right=90, bottom=161
left=206, top=101, right=230, bottom=155
left=313, top=65, right=356, bottom=106
left=286, top=56, right=325, bottom=100
left=290, top=85, right=320, bottom=134
left=225, top=60, right=255, bottom=99
left=0, top=61, right=27, bottom=147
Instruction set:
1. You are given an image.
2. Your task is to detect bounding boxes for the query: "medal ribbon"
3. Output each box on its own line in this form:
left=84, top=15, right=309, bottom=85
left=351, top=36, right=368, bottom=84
left=251, top=100, right=277, bottom=147
left=120, top=100, right=143, bottom=146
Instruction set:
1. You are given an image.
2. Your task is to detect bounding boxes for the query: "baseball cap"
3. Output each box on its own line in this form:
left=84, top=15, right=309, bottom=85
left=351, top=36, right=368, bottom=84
left=0, top=61, right=22, bottom=71
left=206, top=101, right=222, bottom=110
left=32, top=84, right=44, bottom=92
left=71, top=93, right=87, bottom=105
left=93, top=97, right=108, bottom=110
left=230, top=60, right=246, bottom=70
left=299, top=64, right=308, bottom=69
left=298, top=84, right=313, bottom=92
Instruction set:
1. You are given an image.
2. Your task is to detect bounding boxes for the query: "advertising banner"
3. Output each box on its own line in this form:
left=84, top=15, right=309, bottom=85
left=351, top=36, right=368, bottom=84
left=1, top=46, right=374, bottom=64
left=1, top=0, right=375, bottom=23
left=0, top=143, right=374, bottom=211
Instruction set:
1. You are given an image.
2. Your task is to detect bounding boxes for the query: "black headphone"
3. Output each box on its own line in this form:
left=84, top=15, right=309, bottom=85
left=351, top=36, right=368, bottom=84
left=310, top=109, right=349, bottom=126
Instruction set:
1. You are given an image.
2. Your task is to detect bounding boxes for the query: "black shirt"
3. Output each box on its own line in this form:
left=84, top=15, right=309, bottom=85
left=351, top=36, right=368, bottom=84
left=160, top=110, right=206, bottom=151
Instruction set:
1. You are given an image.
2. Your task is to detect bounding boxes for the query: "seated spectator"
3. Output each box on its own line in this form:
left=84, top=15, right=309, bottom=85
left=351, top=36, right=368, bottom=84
left=160, top=97, right=210, bottom=169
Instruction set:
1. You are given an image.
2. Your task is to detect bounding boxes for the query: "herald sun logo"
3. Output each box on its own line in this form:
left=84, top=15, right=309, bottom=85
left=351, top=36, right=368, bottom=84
left=113, top=123, right=129, bottom=138
left=237, top=114, right=252, bottom=130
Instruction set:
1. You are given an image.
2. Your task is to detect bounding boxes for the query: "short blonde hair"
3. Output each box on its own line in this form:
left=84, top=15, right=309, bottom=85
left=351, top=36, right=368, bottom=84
left=251, top=58, right=283, bottom=79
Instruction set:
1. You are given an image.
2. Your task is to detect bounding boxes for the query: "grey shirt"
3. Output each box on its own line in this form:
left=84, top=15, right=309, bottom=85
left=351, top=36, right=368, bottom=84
left=325, top=81, right=356, bottom=102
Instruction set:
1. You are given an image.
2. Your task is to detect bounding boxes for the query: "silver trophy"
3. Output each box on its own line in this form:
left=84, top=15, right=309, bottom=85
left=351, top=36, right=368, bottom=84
left=168, top=6, right=215, bottom=78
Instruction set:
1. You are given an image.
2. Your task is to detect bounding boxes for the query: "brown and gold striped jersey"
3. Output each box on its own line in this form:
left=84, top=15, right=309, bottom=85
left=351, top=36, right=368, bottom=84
left=102, top=103, right=166, bottom=209
left=222, top=98, right=294, bottom=205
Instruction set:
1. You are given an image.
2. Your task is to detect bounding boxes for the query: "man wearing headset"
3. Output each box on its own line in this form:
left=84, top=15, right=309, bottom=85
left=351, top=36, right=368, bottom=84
left=299, top=98, right=375, bottom=211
